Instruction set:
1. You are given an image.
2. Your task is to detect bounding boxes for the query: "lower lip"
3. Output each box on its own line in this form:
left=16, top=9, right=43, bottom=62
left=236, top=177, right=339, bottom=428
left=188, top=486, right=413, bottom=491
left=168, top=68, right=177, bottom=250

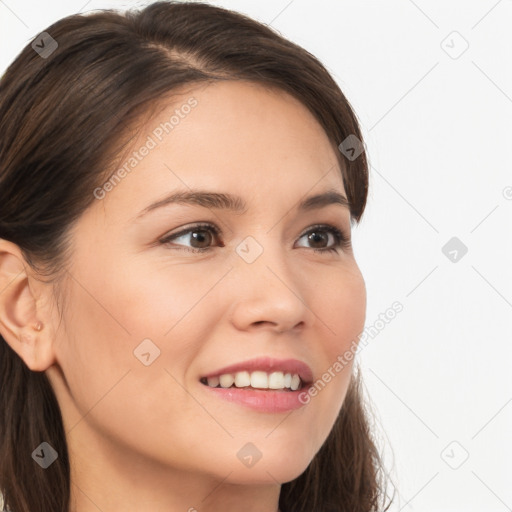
left=200, top=383, right=309, bottom=413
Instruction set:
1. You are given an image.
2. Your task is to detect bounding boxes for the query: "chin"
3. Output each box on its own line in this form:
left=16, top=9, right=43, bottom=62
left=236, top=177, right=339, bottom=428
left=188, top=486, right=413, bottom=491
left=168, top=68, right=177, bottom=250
left=223, top=457, right=312, bottom=486
left=224, top=439, right=316, bottom=485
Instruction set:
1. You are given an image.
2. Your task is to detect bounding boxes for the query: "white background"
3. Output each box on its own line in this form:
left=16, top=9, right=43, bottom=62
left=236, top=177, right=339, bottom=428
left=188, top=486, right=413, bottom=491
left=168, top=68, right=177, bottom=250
left=1, top=1, right=511, bottom=511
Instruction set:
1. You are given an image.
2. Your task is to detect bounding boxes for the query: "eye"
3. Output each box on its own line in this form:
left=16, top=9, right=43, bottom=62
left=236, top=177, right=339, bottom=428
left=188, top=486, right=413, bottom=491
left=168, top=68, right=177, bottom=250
left=159, top=222, right=351, bottom=254
left=159, top=223, right=222, bottom=253
left=295, top=224, right=351, bottom=254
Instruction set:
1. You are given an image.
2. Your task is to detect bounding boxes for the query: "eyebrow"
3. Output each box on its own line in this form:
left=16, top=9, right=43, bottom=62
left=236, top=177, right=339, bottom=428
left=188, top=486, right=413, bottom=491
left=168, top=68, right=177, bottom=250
left=135, top=188, right=351, bottom=219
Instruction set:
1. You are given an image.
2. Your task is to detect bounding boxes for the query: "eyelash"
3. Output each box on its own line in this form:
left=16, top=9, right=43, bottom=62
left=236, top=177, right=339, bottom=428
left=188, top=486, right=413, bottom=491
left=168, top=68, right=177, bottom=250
left=159, top=222, right=351, bottom=255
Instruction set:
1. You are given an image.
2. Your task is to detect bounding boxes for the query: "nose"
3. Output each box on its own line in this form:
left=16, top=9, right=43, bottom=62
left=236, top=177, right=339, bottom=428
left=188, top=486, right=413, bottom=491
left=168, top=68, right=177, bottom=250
left=227, top=238, right=313, bottom=334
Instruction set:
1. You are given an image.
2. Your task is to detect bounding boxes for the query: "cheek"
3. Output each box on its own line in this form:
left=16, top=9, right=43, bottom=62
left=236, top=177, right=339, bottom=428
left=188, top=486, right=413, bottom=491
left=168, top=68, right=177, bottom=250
left=113, top=258, right=228, bottom=337
left=317, top=263, right=366, bottom=355
left=303, top=264, right=365, bottom=434
left=55, top=268, right=215, bottom=467
left=56, top=259, right=225, bottom=428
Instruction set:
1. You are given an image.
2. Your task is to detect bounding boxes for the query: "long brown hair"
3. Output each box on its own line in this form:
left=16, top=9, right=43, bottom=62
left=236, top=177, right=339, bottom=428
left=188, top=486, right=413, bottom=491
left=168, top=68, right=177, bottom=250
left=0, top=2, right=394, bottom=511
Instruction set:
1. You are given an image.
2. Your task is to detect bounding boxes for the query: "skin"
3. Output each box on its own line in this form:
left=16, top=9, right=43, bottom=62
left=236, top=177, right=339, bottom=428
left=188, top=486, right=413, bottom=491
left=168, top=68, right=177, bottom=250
left=0, top=80, right=366, bottom=512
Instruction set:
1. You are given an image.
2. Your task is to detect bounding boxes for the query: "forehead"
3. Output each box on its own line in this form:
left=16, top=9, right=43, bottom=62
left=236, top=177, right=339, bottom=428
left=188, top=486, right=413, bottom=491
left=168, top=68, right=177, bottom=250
left=99, top=80, right=347, bottom=220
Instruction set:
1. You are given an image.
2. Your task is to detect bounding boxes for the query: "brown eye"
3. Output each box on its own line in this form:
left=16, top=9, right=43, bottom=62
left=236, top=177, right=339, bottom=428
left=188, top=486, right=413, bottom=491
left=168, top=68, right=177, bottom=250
left=306, top=230, right=330, bottom=249
left=187, top=229, right=214, bottom=249
left=160, top=223, right=221, bottom=252
left=295, top=224, right=351, bottom=254
left=160, top=222, right=350, bottom=255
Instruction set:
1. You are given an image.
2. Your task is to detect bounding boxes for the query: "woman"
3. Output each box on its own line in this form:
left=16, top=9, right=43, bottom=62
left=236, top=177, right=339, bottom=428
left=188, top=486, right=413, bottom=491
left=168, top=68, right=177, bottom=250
left=0, top=1, right=394, bottom=511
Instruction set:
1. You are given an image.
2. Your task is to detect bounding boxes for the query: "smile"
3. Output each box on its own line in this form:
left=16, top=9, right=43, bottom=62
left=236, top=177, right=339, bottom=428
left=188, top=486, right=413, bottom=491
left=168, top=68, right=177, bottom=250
left=198, top=356, right=313, bottom=412
left=200, top=370, right=303, bottom=391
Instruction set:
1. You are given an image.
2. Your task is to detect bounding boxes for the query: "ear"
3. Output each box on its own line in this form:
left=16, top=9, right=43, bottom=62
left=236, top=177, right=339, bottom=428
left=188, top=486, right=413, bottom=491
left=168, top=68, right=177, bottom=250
left=0, top=239, right=56, bottom=371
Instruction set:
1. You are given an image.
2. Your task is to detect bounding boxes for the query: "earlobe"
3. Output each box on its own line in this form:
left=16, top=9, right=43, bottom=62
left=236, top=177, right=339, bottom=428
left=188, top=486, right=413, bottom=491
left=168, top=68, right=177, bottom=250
left=15, top=321, right=52, bottom=372
left=0, top=240, right=54, bottom=371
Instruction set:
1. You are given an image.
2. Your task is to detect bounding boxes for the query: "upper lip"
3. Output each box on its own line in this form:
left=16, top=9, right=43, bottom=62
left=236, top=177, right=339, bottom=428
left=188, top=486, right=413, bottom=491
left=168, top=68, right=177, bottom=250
left=201, top=356, right=314, bottom=384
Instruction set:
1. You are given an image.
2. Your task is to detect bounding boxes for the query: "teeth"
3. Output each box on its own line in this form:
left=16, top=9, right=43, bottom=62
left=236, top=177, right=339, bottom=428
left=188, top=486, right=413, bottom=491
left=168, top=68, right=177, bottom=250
left=219, top=374, right=234, bottom=388
left=290, top=374, right=300, bottom=391
left=206, top=376, right=219, bottom=387
left=268, top=371, right=285, bottom=389
left=250, top=371, right=268, bottom=389
left=204, top=370, right=302, bottom=390
left=234, top=371, right=251, bottom=387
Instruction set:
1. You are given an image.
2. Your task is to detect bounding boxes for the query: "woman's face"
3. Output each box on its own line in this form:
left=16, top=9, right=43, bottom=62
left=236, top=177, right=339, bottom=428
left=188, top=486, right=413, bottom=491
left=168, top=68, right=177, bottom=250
left=45, top=80, right=366, bottom=491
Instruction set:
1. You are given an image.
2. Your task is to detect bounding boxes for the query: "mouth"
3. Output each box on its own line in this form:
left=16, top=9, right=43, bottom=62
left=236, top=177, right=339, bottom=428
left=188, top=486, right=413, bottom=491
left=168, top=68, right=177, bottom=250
left=199, top=370, right=310, bottom=392
left=198, top=357, right=314, bottom=412
left=198, top=356, right=314, bottom=392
